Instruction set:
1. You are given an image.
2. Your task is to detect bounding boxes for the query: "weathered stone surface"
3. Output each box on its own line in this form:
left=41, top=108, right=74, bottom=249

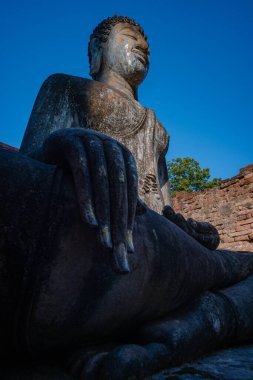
left=3, top=344, right=253, bottom=379
left=2, top=344, right=253, bottom=379
left=173, top=164, right=253, bottom=252
left=4, top=344, right=253, bottom=379
left=1, top=15, right=253, bottom=380
left=148, top=344, right=253, bottom=380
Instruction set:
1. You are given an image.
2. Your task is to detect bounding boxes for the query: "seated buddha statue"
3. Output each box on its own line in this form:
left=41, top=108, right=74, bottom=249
left=20, top=16, right=219, bottom=266
left=0, top=15, right=252, bottom=380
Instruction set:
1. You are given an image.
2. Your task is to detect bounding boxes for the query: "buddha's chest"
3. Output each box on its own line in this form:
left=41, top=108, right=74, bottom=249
left=78, top=81, right=167, bottom=158
left=76, top=80, right=169, bottom=212
left=79, top=82, right=147, bottom=139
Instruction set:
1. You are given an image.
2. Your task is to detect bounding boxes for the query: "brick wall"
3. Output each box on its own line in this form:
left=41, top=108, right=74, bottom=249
left=172, top=164, right=253, bottom=251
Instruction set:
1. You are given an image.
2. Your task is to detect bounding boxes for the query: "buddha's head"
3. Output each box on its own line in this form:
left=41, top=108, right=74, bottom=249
left=88, top=16, right=149, bottom=88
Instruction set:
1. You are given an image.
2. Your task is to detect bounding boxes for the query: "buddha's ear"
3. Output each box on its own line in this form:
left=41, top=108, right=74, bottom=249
left=89, top=38, right=103, bottom=78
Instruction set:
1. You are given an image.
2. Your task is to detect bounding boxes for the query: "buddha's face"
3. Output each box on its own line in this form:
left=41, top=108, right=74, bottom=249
left=103, top=22, right=149, bottom=86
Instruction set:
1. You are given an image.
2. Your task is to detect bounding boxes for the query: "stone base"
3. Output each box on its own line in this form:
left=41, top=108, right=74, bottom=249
left=2, top=344, right=253, bottom=379
left=148, top=344, right=253, bottom=380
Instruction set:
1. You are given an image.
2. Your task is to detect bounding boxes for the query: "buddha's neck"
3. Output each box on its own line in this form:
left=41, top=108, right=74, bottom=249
left=96, top=69, right=138, bottom=100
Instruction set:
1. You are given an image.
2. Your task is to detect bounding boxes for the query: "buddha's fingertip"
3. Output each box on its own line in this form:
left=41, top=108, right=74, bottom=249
left=81, top=206, right=98, bottom=227
left=127, top=229, right=135, bottom=253
left=113, top=243, right=130, bottom=274
left=99, top=224, right=113, bottom=249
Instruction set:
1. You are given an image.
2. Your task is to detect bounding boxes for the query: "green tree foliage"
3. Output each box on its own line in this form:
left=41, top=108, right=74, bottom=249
left=167, top=157, right=221, bottom=196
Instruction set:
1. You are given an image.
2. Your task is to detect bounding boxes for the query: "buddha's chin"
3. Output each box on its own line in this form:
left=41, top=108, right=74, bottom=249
left=129, top=69, right=148, bottom=87
left=124, top=64, right=148, bottom=86
left=133, top=59, right=148, bottom=73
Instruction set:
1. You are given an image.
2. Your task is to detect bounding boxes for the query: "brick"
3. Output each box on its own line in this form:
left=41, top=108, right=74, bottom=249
left=234, top=235, right=250, bottom=242
left=229, top=229, right=252, bottom=237
left=244, top=177, right=253, bottom=185
left=238, top=218, right=253, bottom=226
left=238, top=210, right=252, bottom=216
left=221, top=236, right=235, bottom=243
left=236, top=224, right=251, bottom=231
left=235, top=199, right=253, bottom=206
left=245, top=173, right=253, bottom=179
left=238, top=215, right=247, bottom=221
left=240, top=164, right=253, bottom=173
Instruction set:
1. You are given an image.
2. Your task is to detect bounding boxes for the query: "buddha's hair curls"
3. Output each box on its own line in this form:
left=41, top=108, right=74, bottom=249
left=88, top=16, right=147, bottom=68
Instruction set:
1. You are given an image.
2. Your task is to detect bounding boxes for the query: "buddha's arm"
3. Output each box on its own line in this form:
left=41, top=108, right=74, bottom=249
left=155, top=118, right=171, bottom=208
left=20, top=74, right=139, bottom=273
left=158, top=152, right=171, bottom=206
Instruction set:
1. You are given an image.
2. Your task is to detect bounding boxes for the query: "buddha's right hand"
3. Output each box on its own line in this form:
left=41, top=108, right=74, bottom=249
left=38, top=128, right=138, bottom=273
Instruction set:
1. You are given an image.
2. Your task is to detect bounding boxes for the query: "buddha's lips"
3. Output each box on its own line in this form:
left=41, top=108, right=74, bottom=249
left=132, top=49, right=148, bottom=65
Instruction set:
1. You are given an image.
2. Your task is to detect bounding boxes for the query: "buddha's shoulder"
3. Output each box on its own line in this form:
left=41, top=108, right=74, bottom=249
left=40, top=74, right=147, bottom=137
left=41, top=74, right=142, bottom=108
left=41, top=74, right=127, bottom=100
left=40, top=73, right=93, bottom=93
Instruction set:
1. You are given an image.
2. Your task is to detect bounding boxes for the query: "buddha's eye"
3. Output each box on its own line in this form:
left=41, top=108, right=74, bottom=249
left=122, top=33, right=137, bottom=41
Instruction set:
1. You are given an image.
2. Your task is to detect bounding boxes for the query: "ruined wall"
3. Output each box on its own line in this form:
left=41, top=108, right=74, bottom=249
left=172, top=164, right=253, bottom=251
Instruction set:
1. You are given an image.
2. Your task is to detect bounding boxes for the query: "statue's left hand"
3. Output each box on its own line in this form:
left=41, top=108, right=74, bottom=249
left=38, top=128, right=138, bottom=273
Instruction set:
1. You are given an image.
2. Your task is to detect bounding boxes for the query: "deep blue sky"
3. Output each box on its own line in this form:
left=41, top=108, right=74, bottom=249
left=0, top=0, right=252, bottom=179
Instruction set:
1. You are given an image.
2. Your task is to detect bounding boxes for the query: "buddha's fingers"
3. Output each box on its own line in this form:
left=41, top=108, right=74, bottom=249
left=40, top=131, right=98, bottom=226
left=123, top=150, right=138, bottom=253
left=104, top=140, right=130, bottom=273
left=66, top=349, right=108, bottom=380
left=63, top=136, right=98, bottom=227
left=84, top=136, right=112, bottom=249
left=95, top=343, right=169, bottom=380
